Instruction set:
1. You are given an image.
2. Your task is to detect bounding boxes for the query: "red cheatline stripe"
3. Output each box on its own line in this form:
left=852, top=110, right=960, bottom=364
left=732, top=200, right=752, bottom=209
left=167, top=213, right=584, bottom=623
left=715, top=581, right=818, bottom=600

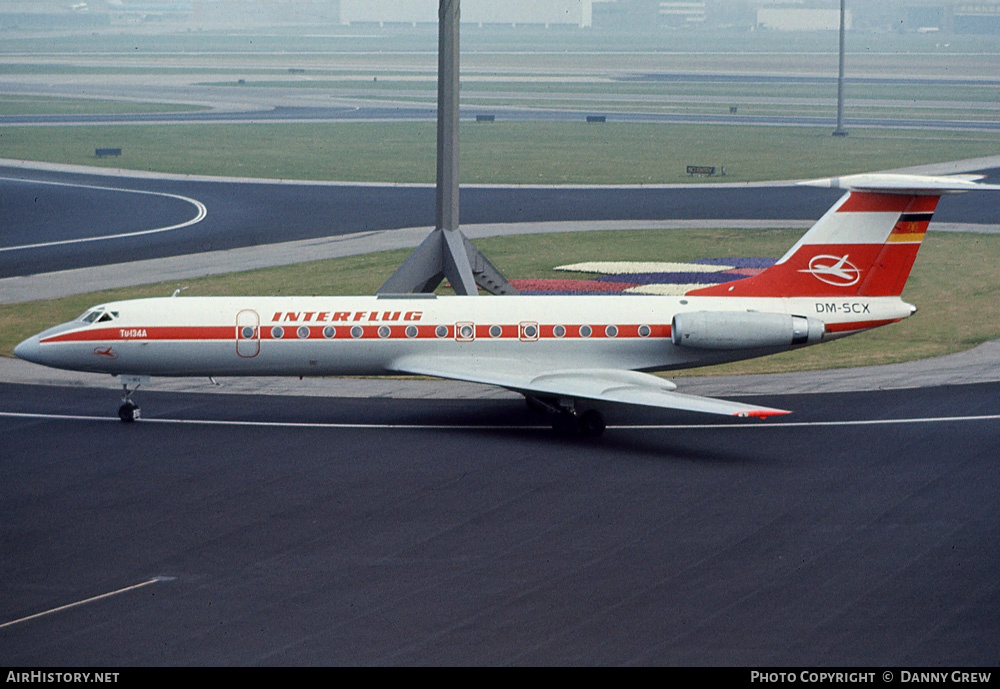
left=43, top=323, right=674, bottom=344
left=42, top=326, right=231, bottom=344
left=264, top=323, right=670, bottom=340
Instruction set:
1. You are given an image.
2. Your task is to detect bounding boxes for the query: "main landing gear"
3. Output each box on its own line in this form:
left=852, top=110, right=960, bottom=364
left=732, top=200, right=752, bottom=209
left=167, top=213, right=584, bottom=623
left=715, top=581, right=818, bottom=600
left=526, top=396, right=607, bottom=438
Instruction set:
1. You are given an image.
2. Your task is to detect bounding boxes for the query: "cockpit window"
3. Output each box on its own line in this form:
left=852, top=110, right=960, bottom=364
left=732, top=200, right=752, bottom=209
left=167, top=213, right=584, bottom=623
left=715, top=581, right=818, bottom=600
left=78, top=309, right=117, bottom=324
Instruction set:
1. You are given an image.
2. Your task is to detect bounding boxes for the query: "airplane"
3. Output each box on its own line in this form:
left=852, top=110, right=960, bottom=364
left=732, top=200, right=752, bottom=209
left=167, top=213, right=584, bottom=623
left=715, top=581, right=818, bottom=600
left=13, top=173, right=1000, bottom=435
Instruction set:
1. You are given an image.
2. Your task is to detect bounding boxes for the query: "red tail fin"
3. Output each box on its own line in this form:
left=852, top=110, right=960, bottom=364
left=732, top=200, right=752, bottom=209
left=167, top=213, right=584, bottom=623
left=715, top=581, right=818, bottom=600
left=687, top=191, right=939, bottom=298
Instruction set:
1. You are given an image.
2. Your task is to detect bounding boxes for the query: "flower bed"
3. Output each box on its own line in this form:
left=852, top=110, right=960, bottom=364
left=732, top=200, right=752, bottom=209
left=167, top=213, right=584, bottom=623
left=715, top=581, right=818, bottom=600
left=690, top=257, right=777, bottom=269
left=511, top=278, right=640, bottom=293
left=515, top=257, right=777, bottom=295
left=594, top=271, right=744, bottom=285
left=556, top=261, right=735, bottom=274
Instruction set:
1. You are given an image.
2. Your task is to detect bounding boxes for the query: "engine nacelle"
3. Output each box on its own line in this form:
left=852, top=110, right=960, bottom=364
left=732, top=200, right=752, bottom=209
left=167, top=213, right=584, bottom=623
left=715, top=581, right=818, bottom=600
left=671, top=311, right=824, bottom=350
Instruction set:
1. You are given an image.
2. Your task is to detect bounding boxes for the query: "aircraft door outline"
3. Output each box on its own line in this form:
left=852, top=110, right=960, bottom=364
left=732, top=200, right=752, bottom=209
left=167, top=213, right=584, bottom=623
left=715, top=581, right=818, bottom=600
left=236, top=309, right=260, bottom=358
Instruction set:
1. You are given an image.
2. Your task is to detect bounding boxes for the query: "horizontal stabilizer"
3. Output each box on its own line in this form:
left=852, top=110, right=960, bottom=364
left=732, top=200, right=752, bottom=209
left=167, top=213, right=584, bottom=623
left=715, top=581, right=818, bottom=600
left=799, top=173, right=1000, bottom=194
left=390, top=356, right=790, bottom=419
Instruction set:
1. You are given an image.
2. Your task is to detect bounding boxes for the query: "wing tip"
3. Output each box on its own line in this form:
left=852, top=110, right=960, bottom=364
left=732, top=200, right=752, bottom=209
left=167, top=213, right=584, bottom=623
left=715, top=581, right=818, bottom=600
left=734, top=409, right=792, bottom=419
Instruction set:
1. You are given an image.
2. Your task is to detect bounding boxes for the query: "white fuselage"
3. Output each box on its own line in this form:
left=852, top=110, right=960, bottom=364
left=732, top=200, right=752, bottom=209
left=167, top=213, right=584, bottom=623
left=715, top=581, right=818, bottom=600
left=17, top=293, right=913, bottom=378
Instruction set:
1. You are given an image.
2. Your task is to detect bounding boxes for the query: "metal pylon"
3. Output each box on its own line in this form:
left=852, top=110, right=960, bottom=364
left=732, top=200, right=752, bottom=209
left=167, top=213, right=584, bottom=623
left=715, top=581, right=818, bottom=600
left=377, top=0, right=517, bottom=296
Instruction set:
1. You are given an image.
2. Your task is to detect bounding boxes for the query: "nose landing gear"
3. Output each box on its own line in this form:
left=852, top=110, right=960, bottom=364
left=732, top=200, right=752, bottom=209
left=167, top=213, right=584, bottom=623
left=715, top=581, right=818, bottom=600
left=118, top=399, right=140, bottom=423
left=116, top=375, right=149, bottom=423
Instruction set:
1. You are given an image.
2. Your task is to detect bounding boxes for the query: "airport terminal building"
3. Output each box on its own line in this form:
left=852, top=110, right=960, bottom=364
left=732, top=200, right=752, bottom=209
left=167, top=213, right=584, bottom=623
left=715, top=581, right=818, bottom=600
left=1, top=1, right=998, bottom=34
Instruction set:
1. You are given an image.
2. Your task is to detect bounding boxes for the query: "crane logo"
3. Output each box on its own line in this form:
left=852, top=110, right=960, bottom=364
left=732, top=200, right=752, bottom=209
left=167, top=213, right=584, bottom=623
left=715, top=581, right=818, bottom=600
left=799, top=254, right=861, bottom=287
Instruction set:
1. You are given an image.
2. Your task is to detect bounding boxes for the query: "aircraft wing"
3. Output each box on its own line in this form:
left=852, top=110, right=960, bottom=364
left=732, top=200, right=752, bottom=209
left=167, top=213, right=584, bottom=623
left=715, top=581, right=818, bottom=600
left=389, top=355, right=791, bottom=419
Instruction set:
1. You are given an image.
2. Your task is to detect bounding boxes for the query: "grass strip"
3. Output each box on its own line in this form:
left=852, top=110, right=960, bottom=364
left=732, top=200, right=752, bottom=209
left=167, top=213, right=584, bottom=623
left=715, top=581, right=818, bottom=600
left=2, top=229, right=997, bottom=377
left=2, top=122, right=998, bottom=185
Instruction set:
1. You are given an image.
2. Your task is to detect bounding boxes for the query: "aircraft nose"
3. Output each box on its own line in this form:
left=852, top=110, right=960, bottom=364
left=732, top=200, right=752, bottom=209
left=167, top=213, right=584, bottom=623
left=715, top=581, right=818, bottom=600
left=13, top=335, right=42, bottom=364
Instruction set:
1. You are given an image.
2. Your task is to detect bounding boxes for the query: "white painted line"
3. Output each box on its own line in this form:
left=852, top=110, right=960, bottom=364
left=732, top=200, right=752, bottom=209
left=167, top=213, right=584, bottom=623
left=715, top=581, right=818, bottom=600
left=617, top=413, right=1000, bottom=430
left=0, top=412, right=119, bottom=424
left=0, top=176, right=207, bottom=252
left=0, top=577, right=172, bottom=630
left=0, top=411, right=537, bottom=430
left=3, top=410, right=1000, bottom=430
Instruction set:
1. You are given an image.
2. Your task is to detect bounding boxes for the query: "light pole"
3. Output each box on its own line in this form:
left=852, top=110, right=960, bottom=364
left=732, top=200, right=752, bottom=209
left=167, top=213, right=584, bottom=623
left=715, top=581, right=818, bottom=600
left=833, top=0, right=849, bottom=136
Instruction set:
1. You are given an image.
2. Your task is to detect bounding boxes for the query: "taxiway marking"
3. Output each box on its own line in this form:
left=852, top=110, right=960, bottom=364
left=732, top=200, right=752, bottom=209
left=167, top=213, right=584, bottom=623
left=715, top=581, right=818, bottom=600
left=0, top=577, right=173, bottom=630
left=3, top=410, right=1000, bottom=430
left=0, top=176, right=207, bottom=252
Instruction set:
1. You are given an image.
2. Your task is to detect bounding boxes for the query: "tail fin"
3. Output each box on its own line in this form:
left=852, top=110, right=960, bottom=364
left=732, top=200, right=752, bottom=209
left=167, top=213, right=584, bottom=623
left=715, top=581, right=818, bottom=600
left=686, top=173, right=996, bottom=299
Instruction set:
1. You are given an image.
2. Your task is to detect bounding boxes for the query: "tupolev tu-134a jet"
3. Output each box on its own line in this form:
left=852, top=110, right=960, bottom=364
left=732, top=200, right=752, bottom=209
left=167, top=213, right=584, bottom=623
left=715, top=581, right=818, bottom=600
left=14, top=173, right=1000, bottom=435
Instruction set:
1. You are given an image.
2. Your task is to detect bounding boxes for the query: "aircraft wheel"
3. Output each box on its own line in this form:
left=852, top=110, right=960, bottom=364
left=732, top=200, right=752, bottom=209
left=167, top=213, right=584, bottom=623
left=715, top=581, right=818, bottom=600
left=578, top=409, right=606, bottom=438
left=118, top=402, right=140, bottom=423
left=551, top=412, right=578, bottom=435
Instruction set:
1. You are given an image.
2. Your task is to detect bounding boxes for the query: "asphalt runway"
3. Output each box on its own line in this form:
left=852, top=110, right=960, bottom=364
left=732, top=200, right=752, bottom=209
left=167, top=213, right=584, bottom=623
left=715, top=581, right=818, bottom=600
left=1, top=381, right=997, bottom=665
left=3, top=164, right=1000, bottom=279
